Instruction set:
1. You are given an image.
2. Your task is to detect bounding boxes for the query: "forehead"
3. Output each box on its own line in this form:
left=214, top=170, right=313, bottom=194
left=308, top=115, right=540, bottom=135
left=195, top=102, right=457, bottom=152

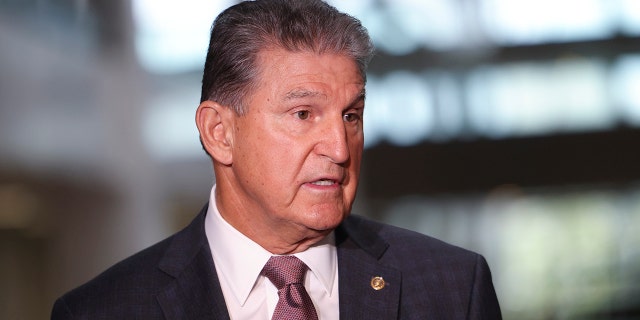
left=253, top=48, right=364, bottom=99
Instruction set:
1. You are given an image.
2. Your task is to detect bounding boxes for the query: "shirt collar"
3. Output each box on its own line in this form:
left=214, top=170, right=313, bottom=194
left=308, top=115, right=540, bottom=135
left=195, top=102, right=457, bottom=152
left=204, top=185, right=337, bottom=306
left=295, top=232, right=337, bottom=297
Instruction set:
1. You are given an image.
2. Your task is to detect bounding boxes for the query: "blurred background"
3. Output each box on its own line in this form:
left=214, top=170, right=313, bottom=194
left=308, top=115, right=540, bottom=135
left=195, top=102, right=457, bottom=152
left=1, top=0, right=639, bottom=319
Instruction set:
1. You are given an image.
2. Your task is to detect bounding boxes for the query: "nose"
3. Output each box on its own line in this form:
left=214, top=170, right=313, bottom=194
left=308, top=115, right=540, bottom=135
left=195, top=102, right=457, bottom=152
left=315, top=117, right=350, bottom=164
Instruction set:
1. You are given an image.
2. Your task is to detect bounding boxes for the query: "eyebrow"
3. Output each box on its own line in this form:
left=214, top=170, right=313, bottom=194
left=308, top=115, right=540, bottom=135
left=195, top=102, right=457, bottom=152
left=284, top=89, right=325, bottom=101
left=349, top=89, right=367, bottom=108
left=358, top=88, right=366, bottom=101
left=283, top=88, right=366, bottom=106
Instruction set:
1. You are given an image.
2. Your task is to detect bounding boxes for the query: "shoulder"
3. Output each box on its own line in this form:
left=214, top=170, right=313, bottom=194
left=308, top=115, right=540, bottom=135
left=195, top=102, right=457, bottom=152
left=52, top=236, right=176, bottom=318
left=52, top=207, right=209, bottom=318
left=340, top=214, right=484, bottom=270
left=338, top=215, right=501, bottom=318
left=71, top=235, right=175, bottom=293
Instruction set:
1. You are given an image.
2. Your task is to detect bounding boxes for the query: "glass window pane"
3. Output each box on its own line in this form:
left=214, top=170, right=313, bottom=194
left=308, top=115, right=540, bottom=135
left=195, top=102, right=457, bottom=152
left=467, top=60, right=612, bottom=138
left=480, top=0, right=616, bottom=44
left=364, top=72, right=434, bottom=146
left=133, top=0, right=234, bottom=73
left=620, top=0, right=640, bottom=35
left=612, top=54, right=640, bottom=126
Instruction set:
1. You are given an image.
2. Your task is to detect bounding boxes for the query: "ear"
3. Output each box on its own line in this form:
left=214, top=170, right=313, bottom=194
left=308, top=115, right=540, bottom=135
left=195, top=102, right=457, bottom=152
left=196, top=100, right=235, bottom=165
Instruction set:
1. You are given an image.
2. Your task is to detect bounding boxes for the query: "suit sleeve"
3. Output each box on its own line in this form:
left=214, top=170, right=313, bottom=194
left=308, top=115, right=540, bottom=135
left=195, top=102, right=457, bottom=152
left=467, top=255, right=502, bottom=320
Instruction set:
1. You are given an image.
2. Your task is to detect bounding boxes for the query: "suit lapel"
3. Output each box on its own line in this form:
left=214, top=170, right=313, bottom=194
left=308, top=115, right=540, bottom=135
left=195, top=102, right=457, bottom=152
left=151, top=208, right=402, bottom=319
left=336, top=216, right=401, bottom=319
left=155, top=206, right=231, bottom=320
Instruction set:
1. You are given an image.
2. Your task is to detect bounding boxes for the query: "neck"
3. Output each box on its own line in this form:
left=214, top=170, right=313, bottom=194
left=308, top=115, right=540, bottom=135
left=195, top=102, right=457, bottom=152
left=214, top=179, right=331, bottom=254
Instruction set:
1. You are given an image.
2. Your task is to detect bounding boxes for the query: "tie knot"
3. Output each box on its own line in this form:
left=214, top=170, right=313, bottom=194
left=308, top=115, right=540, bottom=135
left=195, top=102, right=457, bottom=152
left=262, top=256, right=308, bottom=289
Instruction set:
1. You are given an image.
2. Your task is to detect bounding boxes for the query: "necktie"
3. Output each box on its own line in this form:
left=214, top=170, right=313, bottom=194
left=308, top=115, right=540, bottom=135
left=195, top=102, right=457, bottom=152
left=262, top=256, right=319, bottom=320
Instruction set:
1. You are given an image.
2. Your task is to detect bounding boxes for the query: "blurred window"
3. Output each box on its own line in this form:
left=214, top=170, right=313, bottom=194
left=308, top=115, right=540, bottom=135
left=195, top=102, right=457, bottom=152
left=466, top=59, right=612, bottom=139
left=479, top=0, right=617, bottom=44
left=612, top=54, right=640, bottom=126
left=133, top=0, right=234, bottom=73
left=136, top=0, right=640, bottom=155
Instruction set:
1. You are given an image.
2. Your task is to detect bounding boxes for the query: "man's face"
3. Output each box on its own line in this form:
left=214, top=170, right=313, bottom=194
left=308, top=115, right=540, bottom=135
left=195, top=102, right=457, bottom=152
left=223, top=48, right=364, bottom=243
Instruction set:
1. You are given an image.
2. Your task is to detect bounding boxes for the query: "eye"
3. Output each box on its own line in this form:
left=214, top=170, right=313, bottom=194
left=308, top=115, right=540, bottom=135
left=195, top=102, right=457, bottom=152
left=295, top=110, right=310, bottom=120
left=343, top=112, right=361, bottom=123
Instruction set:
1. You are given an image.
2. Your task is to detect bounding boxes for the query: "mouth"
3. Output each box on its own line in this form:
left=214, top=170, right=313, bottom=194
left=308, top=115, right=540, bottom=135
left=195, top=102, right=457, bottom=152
left=310, top=179, right=338, bottom=186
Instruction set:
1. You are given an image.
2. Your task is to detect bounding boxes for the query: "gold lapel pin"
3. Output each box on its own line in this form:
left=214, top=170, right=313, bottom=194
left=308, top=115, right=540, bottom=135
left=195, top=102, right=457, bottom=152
left=370, top=276, right=385, bottom=290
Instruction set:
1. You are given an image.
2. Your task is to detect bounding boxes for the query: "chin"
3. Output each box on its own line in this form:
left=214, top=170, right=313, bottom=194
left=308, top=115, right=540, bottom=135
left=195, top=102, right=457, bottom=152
left=305, top=209, right=349, bottom=231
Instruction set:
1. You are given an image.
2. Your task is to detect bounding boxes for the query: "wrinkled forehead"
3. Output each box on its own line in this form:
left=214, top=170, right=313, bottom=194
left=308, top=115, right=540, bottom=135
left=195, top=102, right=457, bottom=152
left=255, top=45, right=365, bottom=80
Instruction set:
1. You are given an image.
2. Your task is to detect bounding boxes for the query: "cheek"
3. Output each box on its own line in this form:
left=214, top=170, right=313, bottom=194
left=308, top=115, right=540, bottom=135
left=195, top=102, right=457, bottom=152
left=349, top=138, right=364, bottom=165
left=250, top=136, right=304, bottom=184
left=346, top=140, right=363, bottom=190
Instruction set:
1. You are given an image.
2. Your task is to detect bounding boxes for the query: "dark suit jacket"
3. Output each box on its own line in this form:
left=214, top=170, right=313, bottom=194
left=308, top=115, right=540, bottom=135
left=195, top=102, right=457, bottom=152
left=52, top=206, right=501, bottom=319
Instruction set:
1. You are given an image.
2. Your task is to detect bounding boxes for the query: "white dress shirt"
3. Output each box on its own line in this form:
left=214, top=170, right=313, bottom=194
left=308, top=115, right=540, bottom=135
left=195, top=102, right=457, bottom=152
left=204, top=185, right=340, bottom=320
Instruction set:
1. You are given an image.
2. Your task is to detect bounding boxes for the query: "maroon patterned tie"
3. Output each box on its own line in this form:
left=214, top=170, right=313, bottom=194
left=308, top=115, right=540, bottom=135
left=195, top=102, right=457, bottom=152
left=262, top=256, right=319, bottom=320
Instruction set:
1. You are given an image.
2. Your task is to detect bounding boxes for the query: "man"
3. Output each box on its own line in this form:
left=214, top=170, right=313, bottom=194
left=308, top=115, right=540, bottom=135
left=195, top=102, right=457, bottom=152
left=52, top=0, right=501, bottom=319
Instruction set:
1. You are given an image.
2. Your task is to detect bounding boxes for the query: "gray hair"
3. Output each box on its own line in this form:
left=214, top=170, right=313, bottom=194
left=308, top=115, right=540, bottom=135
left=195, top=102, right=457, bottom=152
left=199, top=0, right=375, bottom=115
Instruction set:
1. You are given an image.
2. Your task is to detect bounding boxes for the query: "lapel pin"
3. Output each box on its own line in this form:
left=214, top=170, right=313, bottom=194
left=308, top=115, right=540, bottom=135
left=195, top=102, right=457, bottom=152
left=370, top=276, right=385, bottom=290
